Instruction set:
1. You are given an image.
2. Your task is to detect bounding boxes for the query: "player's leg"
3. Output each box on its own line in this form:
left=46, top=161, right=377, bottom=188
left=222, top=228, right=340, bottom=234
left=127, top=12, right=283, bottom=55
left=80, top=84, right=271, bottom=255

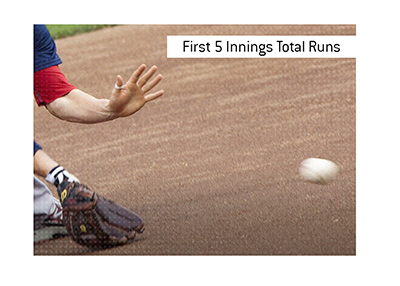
left=33, top=175, right=63, bottom=227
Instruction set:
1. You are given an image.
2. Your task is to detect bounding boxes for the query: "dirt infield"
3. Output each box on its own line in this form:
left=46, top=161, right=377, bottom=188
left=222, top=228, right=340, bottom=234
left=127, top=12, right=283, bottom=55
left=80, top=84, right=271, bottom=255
left=34, top=25, right=356, bottom=255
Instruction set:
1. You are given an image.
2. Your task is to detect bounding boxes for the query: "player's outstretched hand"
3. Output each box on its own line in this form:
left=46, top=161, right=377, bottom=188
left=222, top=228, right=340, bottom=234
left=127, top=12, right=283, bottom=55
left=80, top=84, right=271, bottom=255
left=108, top=64, right=164, bottom=117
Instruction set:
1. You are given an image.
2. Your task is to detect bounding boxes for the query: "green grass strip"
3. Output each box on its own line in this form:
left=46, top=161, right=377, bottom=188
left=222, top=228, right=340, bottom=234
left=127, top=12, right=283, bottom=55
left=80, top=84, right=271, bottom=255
left=46, top=25, right=115, bottom=39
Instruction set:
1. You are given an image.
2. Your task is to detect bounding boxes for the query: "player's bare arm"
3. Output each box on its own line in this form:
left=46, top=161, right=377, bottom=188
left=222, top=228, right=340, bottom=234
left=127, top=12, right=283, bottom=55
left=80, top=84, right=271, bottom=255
left=34, top=148, right=79, bottom=186
left=34, top=149, right=59, bottom=178
left=46, top=64, right=164, bottom=124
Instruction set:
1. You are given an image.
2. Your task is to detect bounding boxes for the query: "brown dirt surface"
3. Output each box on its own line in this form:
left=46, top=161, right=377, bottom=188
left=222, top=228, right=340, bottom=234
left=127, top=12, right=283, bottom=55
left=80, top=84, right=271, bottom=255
left=34, top=25, right=356, bottom=255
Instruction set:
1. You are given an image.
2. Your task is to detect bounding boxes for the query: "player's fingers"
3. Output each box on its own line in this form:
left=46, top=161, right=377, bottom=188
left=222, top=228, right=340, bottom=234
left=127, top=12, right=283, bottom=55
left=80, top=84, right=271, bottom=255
left=137, top=65, right=158, bottom=87
left=143, top=74, right=163, bottom=93
left=127, top=64, right=146, bottom=86
left=144, top=90, right=164, bottom=102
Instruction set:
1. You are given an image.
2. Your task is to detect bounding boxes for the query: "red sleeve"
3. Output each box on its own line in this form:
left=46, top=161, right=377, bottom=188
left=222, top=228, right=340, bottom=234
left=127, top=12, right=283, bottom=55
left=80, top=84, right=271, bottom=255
left=34, top=65, right=76, bottom=106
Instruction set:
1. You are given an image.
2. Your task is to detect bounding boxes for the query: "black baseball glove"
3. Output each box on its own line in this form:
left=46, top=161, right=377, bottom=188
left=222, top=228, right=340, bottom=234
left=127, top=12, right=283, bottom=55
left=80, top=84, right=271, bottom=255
left=57, top=180, right=144, bottom=247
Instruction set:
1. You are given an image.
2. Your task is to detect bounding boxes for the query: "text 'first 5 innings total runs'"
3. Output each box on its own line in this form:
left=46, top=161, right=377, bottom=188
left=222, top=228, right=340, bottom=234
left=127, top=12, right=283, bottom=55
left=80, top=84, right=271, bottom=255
left=182, top=40, right=341, bottom=56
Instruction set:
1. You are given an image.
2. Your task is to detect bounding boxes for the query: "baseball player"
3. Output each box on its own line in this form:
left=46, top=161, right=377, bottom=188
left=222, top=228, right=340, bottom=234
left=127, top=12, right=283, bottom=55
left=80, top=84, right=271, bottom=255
left=33, top=24, right=164, bottom=238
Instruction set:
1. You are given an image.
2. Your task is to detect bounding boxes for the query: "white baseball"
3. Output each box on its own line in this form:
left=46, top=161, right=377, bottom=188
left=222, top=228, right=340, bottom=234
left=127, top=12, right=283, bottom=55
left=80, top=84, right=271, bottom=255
left=299, top=158, right=339, bottom=184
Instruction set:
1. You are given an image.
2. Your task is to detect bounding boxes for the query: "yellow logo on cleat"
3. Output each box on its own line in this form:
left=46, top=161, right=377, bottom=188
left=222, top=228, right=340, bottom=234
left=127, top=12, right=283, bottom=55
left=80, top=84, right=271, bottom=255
left=80, top=224, right=87, bottom=233
left=61, top=189, right=67, bottom=203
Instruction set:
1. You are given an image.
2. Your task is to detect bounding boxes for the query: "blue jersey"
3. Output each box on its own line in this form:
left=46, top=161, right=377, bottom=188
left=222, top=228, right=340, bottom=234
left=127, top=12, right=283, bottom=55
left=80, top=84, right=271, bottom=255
left=34, top=25, right=62, bottom=73
left=34, top=140, right=42, bottom=155
left=34, top=25, right=65, bottom=155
